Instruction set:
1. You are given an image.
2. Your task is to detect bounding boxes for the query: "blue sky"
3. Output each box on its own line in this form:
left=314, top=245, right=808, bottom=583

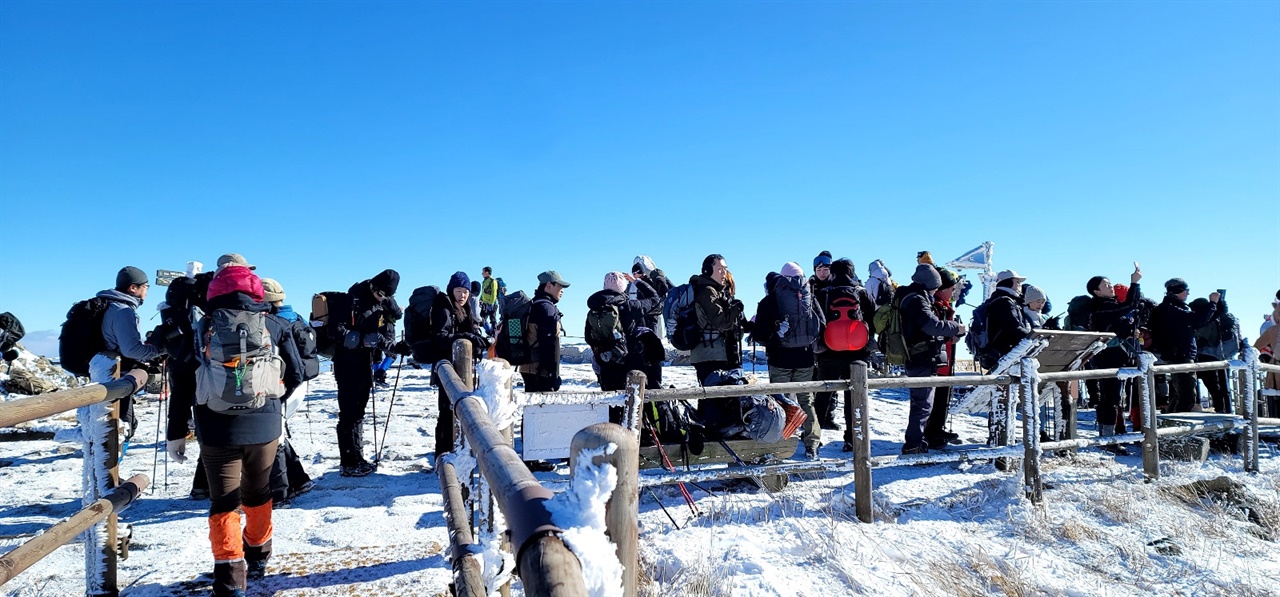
left=1, top=1, right=1277, bottom=356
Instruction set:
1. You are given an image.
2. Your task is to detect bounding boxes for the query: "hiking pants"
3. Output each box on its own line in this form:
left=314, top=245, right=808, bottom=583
left=269, top=432, right=311, bottom=503
left=769, top=365, right=818, bottom=449
left=924, top=385, right=953, bottom=441
left=1091, top=347, right=1130, bottom=427
left=1165, top=357, right=1198, bottom=413
left=333, top=350, right=374, bottom=467
left=816, top=356, right=854, bottom=426
left=202, top=439, right=276, bottom=596
left=1196, top=355, right=1231, bottom=413
left=903, top=364, right=936, bottom=450
left=435, top=362, right=456, bottom=457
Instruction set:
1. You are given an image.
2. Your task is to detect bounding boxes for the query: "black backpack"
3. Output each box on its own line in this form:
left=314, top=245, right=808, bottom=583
left=0, top=312, right=25, bottom=355
left=309, top=291, right=349, bottom=358
left=585, top=303, right=627, bottom=364
left=290, top=318, right=321, bottom=380
left=59, top=296, right=126, bottom=377
left=495, top=291, right=534, bottom=365
left=404, top=285, right=441, bottom=362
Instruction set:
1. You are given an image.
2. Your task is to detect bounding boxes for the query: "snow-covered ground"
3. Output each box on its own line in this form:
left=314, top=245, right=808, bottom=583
left=2, top=348, right=1278, bottom=596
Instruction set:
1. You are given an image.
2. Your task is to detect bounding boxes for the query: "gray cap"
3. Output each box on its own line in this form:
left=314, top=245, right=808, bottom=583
left=911, top=264, right=942, bottom=290
left=116, top=266, right=148, bottom=290
left=216, top=253, right=256, bottom=270
left=537, top=270, right=571, bottom=288
left=995, top=269, right=1026, bottom=284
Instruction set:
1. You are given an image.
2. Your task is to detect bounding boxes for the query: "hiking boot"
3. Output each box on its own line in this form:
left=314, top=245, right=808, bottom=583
left=819, top=418, right=841, bottom=431
left=525, top=460, right=556, bottom=473
left=841, top=442, right=853, bottom=453
left=1100, top=443, right=1130, bottom=456
left=212, top=561, right=247, bottom=597
left=288, top=480, right=315, bottom=499
left=340, top=461, right=377, bottom=477
left=925, top=436, right=949, bottom=450
left=781, top=404, right=807, bottom=439
left=803, top=445, right=819, bottom=459
left=901, top=443, right=929, bottom=455
left=190, top=488, right=210, bottom=501
left=246, top=559, right=267, bottom=581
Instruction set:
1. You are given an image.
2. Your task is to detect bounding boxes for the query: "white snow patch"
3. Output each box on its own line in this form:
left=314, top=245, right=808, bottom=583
left=546, top=443, right=623, bottom=597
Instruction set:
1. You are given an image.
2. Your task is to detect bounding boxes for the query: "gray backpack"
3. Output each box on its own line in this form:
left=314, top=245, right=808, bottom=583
left=195, top=309, right=285, bottom=413
left=773, top=275, right=822, bottom=349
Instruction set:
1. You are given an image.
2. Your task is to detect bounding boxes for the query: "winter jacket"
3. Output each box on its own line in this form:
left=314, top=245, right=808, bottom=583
left=333, top=279, right=399, bottom=356
left=866, top=260, right=895, bottom=306
left=191, top=291, right=304, bottom=447
left=932, top=296, right=958, bottom=375
left=899, top=283, right=963, bottom=368
left=984, top=287, right=1033, bottom=359
left=814, top=261, right=876, bottom=363
left=754, top=274, right=825, bottom=370
left=689, top=274, right=744, bottom=366
left=427, top=294, right=486, bottom=365
left=274, top=304, right=301, bottom=323
left=521, top=288, right=563, bottom=382
left=1191, top=299, right=1241, bottom=360
left=628, top=278, right=665, bottom=331
left=480, top=277, right=500, bottom=306
left=585, top=288, right=664, bottom=367
left=1087, top=282, right=1144, bottom=339
left=1152, top=295, right=1217, bottom=362
left=96, top=289, right=161, bottom=365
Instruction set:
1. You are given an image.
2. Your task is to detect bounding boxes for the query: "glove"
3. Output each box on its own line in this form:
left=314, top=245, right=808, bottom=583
left=465, top=333, right=491, bottom=349
left=167, top=437, right=187, bottom=464
left=392, top=340, right=413, bottom=356
left=729, top=299, right=745, bottom=314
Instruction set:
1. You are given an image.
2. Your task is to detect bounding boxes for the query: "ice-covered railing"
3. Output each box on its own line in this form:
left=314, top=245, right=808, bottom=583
left=435, top=339, right=641, bottom=597
left=0, top=369, right=150, bottom=596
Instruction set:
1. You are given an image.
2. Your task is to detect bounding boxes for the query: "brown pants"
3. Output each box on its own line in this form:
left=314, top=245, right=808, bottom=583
left=201, top=440, right=278, bottom=564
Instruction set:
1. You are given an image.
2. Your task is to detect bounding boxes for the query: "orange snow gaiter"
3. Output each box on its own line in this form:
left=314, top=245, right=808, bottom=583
left=242, top=501, right=274, bottom=548
left=209, top=510, right=244, bottom=562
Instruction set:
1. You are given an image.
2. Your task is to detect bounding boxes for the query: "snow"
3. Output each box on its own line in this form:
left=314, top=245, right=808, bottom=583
left=1, top=343, right=1278, bottom=596
left=546, top=443, right=624, bottom=597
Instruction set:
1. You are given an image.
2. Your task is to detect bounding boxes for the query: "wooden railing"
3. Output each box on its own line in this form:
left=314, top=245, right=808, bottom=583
left=0, top=370, right=149, bottom=597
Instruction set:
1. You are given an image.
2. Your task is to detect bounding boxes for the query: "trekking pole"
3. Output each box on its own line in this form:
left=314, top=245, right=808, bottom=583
left=646, top=486, right=681, bottom=530
left=368, top=381, right=378, bottom=466
left=151, top=360, right=166, bottom=494
left=376, top=354, right=405, bottom=463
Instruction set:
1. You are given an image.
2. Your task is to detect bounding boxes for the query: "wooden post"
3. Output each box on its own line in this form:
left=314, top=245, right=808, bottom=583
left=452, top=340, right=479, bottom=535
left=437, top=459, right=486, bottom=597
left=993, top=384, right=1017, bottom=472
left=1141, top=364, right=1160, bottom=480
left=623, top=371, right=647, bottom=445
left=0, top=371, right=146, bottom=428
left=518, top=535, right=587, bottom=597
left=98, top=400, right=122, bottom=597
left=1020, top=358, right=1043, bottom=504
left=850, top=362, right=872, bottom=524
left=1245, top=360, right=1260, bottom=473
left=570, top=423, right=639, bottom=597
left=1060, top=381, right=1078, bottom=455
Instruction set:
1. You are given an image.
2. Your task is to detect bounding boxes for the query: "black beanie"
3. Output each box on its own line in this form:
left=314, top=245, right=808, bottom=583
left=1165, top=278, right=1188, bottom=295
left=116, top=266, right=148, bottom=291
left=371, top=269, right=400, bottom=296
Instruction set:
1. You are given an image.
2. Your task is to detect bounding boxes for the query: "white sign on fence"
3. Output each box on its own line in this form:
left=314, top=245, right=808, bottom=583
left=521, top=402, right=611, bottom=460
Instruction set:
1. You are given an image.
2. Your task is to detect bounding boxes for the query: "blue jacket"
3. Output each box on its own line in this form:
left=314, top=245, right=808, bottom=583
left=274, top=304, right=301, bottom=323
left=96, top=289, right=161, bottom=364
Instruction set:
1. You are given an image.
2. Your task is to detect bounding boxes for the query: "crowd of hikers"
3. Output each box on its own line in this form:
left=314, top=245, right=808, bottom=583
left=37, top=250, right=1280, bottom=597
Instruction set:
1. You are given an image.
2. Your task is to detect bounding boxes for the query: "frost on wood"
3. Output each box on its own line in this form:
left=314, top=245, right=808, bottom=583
left=547, top=443, right=624, bottom=597
left=954, top=337, right=1047, bottom=414
left=474, top=473, right=513, bottom=597
left=475, top=360, right=519, bottom=431
left=76, top=402, right=112, bottom=594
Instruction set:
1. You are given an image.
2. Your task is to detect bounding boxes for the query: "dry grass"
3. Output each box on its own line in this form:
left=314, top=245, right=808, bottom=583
left=639, top=549, right=733, bottom=597
left=1055, top=518, right=1100, bottom=543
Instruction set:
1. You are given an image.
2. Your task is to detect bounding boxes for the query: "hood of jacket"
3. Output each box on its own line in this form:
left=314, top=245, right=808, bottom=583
left=868, top=259, right=892, bottom=281
left=774, top=274, right=806, bottom=295
left=274, top=304, right=300, bottom=322
left=829, top=259, right=859, bottom=287
left=690, top=274, right=725, bottom=293
left=587, top=289, right=627, bottom=311
left=96, top=289, right=141, bottom=308
left=206, top=291, right=270, bottom=313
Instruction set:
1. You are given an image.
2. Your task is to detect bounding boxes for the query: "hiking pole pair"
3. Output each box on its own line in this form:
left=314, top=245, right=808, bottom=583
left=151, top=360, right=167, bottom=494
left=375, top=354, right=405, bottom=464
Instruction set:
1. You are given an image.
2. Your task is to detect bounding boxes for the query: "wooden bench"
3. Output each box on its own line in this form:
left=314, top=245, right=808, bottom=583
left=639, top=437, right=798, bottom=491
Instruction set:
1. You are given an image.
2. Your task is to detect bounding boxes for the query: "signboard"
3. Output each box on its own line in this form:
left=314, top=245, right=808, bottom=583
left=521, top=402, right=611, bottom=461
left=155, top=269, right=187, bottom=287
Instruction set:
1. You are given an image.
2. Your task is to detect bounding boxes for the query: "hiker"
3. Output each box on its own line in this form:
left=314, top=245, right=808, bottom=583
left=331, top=269, right=408, bottom=477
left=813, top=258, right=876, bottom=445
left=922, top=268, right=962, bottom=449
left=1151, top=278, right=1219, bottom=413
left=809, top=250, right=833, bottom=294
left=520, top=270, right=570, bottom=392
left=689, top=254, right=747, bottom=385
left=183, top=264, right=303, bottom=596
left=261, top=278, right=317, bottom=504
left=630, top=256, right=671, bottom=388
left=753, top=263, right=825, bottom=458
left=430, top=272, right=489, bottom=457
left=584, top=271, right=664, bottom=392
left=899, top=264, right=966, bottom=454
left=1255, top=292, right=1280, bottom=407
left=866, top=259, right=896, bottom=306
left=1192, top=296, right=1243, bottom=413
left=1022, top=285, right=1048, bottom=328
left=469, top=280, right=484, bottom=332
left=982, top=270, right=1034, bottom=363
left=480, top=267, right=500, bottom=335
left=90, top=266, right=164, bottom=440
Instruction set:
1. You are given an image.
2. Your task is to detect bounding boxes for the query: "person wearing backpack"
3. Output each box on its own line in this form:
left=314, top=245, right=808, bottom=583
left=331, top=269, right=409, bottom=477
left=585, top=271, right=664, bottom=392
left=429, top=272, right=490, bottom=457
left=181, top=264, right=303, bottom=596
left=689, top=254, right=747, bottom=384
left=899, top=264, right=966, bottom=455
left=1192, top=297, right=1242, bottom=413
left=866, top=259, right=896, bottom=307
left=87, top=266, right=164, bottom=440
left=753, top=263, right=826, bottom=458
left=1151, top=278, right=1219, bottom=413
left=479, top=267, right=500, bottom=335
left=260, top=278, right=317, bottom=504
left=981, top=270, right=1035, bottom=365
left=922, top=268, right=962, bottom=449
left=809, top=251, right=834, bottom=295
left=520, top=270, right=571, bottom=392
left=813, top=258, right=876, bottom=439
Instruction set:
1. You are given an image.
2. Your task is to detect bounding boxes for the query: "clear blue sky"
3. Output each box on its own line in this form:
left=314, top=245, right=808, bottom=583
left=2, top=1, right=1277, bottom=356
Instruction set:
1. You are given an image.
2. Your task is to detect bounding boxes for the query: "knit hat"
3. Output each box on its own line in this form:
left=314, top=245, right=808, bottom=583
left=1023, top=284, right=1047, bottom=305
left=216, top=253, right=255, bottom=271
left=917, top=251, right=934, bottom=265
left=371, top=269, right=400, bottom=296
left=780, top=262, right=804, bottom=278
left=633, top=255, right=657, bottom=276
left=447, top=271, right=470, bottom=293
left=261, top=278, right=286, bottom=303
left=813, top=251, right=833, bottom=269
left=938, top=268, right=959, bottom=290
left=603, top=271, right=628, bottom=294
left=911, top=264, right=942, bottom=290
left=115, top=266, right=148, bottom=291
left=1165, top=278, right=1189, bottom=294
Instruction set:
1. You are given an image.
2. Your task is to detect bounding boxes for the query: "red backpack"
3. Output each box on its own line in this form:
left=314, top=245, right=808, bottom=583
left=823, top=296, right=868, bottom=351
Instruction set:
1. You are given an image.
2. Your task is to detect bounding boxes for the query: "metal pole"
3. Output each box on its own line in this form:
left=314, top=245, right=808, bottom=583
left=850, top=362, right=872, bottom=524
left=570, top=423, right=639, bottom=597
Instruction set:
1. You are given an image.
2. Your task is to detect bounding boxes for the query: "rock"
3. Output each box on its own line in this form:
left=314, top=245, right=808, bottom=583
left=1148, top=537, right=1182, bottom=556
left=1159, top=436, right=1210, bottom=462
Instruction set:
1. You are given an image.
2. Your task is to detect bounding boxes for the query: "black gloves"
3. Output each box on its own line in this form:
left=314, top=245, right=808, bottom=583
left=392, top=340, right=413, bottom=356
left=466, top=333, right=491, bottom=350
left=729, top=298, right=745, bottom=315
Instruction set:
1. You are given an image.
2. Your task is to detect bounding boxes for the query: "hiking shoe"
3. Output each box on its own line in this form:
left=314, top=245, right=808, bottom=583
left=1100, top=443, right=1130, bottom=457
left=190, top=488, right=210, bottom=501
left=290, top=480, right=315, bottom=498
left=819, top=418, right=841, bottom=431
left=901, top=443, right=929, bottom=455
left=841, top=442, right=853, bottom=453
left=340, top=462, right=377, bottom=477
left=525, top=460, right=556, bottom=473
left=246, top=559, right=267, bottom=581
left=925, top=436, right=949, bottom=450
left=803, top=445, right=819, bottom=459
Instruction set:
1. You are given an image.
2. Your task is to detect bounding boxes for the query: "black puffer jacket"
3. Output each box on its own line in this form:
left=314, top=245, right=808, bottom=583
left=985, top=287, right=1033, bottom=359
left=1088, top=282, right=1144, bottom=338
left=585, top=288, right=663, bottom=366
left=333, top=279, right=399, bottom=355
left=899, top=283, right=964, bottom=368
left=523, top=288, right=564, bottom=379
left=630, top=278, right=664, bottom=332
left=1153, top=295, right=1217, bottom=362
left=427, top=294, right=486, bottom=365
